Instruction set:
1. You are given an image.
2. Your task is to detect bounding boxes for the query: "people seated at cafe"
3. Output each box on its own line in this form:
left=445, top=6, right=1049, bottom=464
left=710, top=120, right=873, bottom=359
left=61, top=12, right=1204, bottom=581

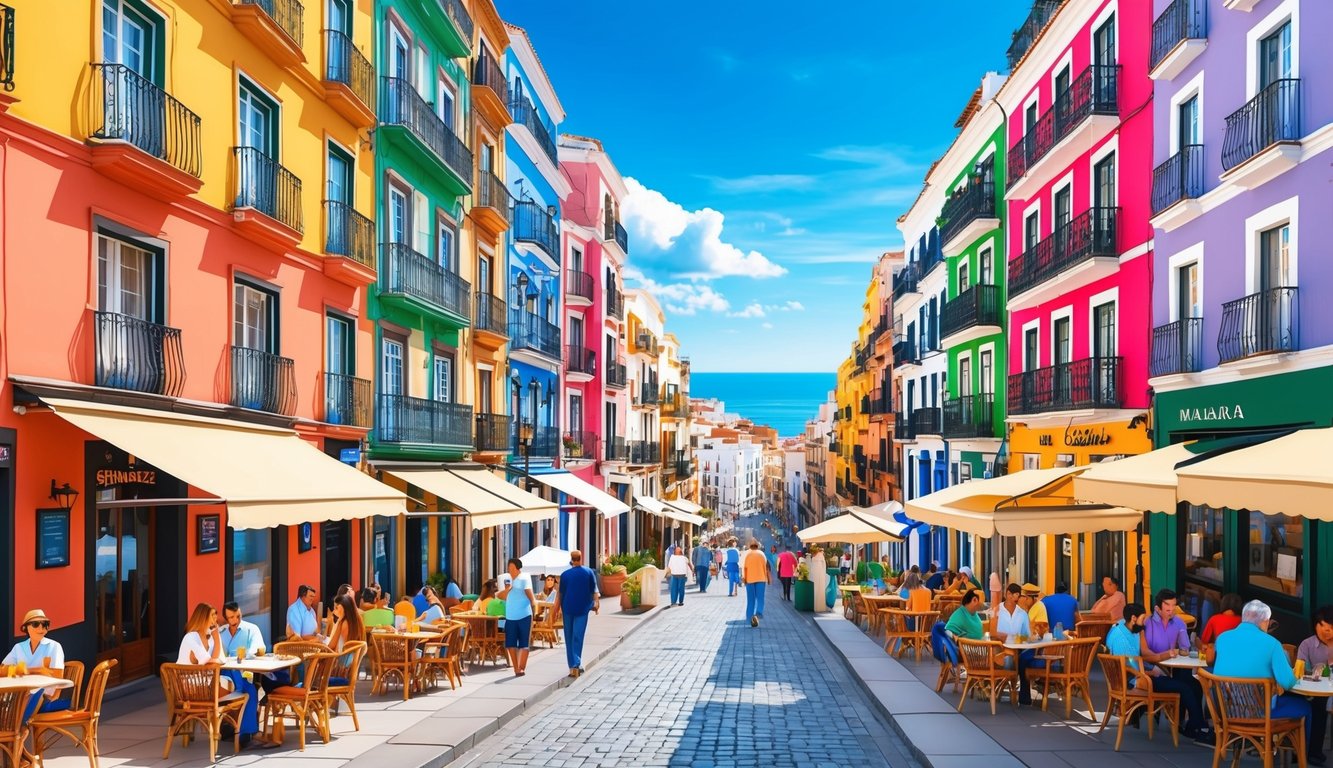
left=1041, top=584, right=1079, bottom=637
left=1019, top=584, right=1048, bottom=635
left=924, top=562, right=945, bottom=591
left=537, top=575, right=560, bottom=603
left=475, top=580, right=500, bottom=612
left=439, top=572, right=464, bottom=612
left=1106, top=602, right=1206, bottom=739
left=360, top=589, right=395, bottom=628
left=358, top=584, right=388, bottom=612
left=1200, top=593, right=1244, bottom=645
left=1091, top=576, right=1126, bottom=621
left=995, top=584, right=1038, bottom=705
left=1140, top=590, right=1213, bottom=744
left=178, top=603, right=226, bottom=670
left=1214, top=600, right=1307, bottom=744
left=328, top=593, right=365, bottom=651
left=898, top=572, right=932, bottom=612
left=944, top=589, right=985, bottom=641
left=1297, top=605, right=1333, bottom=766
left=415, top=587, right=447, bottom=625
left=411, top=587, right=431, bottom=617
left=220, top=602, right=266, bottom=657
left=959, top=566, right=982, bottom=592
left=5, top=609, right=66, bottom=720
left=286, top=585, right=323, bottom=642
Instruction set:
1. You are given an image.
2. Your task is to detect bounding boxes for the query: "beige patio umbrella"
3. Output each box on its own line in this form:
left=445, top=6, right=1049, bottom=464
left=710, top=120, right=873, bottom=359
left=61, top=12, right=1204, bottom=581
left=1072, top=442, right=1203, bottom=513
left=1176, top=427, right=1333, bottom=520
left=797, top=508, right=909, bottom=545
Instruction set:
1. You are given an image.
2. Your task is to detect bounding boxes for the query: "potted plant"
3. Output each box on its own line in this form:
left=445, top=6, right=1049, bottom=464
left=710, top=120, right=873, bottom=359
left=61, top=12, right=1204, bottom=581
left=562, top=433, right=583, bottom=458
left=794, top=561, right=814, bottom=612
left=620, top=576, right=642, bottom=611
left=600, top=561, right=627, bottom=597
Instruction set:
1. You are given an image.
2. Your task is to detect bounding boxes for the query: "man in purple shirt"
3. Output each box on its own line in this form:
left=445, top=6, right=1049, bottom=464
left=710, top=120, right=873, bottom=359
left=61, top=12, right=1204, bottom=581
left=1139, top=589, right=1212, bottom=743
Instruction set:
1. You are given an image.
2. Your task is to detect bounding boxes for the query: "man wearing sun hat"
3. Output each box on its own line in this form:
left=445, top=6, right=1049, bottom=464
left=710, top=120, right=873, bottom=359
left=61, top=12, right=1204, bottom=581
left=3, top=609, right=66, bottom=720
left=1018, top=584, right=1049, bottom=635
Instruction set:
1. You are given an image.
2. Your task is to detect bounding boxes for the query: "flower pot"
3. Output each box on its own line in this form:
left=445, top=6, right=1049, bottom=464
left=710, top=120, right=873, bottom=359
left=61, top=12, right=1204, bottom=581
left=794, top=580, right=814, bottom=612
left=620, top=591, right=633, bottom=611
left=600, top=572, right=626, bottom=597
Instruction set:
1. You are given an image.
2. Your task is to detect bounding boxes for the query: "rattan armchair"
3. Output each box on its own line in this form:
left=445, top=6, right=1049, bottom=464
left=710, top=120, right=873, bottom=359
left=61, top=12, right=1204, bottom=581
left=326, top=641, right=366, bottom=732
left=160, top=663, right=248, bottom=761
left=31, top=659, right=117, bottom=768
left=0, top=689, right=34, bottom=768
left=264, top=651, right=337, bottom=751
left=1034, top=637, right=1099, bottom=719
left=1200, top=670, right=1308, bottom=768
left=369, top=633, right=415, bottom=700
left=1096, top=654, right=1179, bottom=751
left=957, top=638, right=1020, bottom=715
left=417, top=623, right=466, bottom=691
left=532, top=603, right=562, bottom=649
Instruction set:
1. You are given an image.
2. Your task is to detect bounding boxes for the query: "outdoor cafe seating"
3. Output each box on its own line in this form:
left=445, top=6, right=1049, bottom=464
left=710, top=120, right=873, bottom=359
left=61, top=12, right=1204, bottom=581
left=1200, top=670, right=1308, bottom=768
left=160, top=663, right=249, bottom=762
left=956, top=638, right=1020, bottom=716
left=325, top=641, right=367, bottom=732
left=1032, top=636, right=1099, bottom=719
left=30, top=658, right=117, bottom=768
left=263, top=651, right=337, bottom=752
left=1096, top=654, right=1180, bottom=751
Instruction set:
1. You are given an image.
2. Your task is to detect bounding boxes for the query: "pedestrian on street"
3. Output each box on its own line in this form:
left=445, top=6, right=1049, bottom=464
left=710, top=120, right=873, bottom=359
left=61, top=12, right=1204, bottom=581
left=667, top=546, right=693, bottom=606
left=691, top=538, right=713, bottom=593
left=725, top=538, right=741, bottom=597
left=777, top=545, right=797, bottom=601
left=839, top=550, right=852, bottom=583
left=743, top=540, right=770, bottom=627
left=553, top=549, right=599, bottom=678
left=498, top=558, right=537, bottom=677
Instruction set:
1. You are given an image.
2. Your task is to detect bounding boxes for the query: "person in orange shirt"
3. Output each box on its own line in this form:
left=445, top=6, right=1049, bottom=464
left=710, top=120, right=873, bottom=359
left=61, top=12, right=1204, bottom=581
left=742, top=541, right=771, bottom=628
left=899, top=571, right=932, bottom=612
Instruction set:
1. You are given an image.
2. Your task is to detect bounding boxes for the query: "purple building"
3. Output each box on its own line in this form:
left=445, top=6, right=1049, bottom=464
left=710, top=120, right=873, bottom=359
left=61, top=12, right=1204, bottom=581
left=1146, top=0, right=1333, bottom=637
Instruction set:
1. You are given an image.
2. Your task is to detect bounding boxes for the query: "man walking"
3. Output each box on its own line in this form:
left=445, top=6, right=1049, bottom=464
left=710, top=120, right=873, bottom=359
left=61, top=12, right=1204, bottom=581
left=743, top=541, right=770, bottom=627
left=554, top=549, right=599, bottom=678
left=691, top=537, right=713, bottom=593
left=666, top=546, right=692, bottom=606
left=725, top=538, right=741, bottom=597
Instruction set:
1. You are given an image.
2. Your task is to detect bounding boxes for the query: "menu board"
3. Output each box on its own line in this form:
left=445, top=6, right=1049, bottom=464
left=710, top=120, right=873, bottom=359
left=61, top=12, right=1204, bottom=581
left=36, top=509, right=70, bottom=569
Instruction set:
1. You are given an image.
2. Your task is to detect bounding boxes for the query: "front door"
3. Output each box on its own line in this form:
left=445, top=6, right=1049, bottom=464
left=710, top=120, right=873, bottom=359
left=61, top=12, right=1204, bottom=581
left=1257, top=224, right=1292, bottom=355
left=94, top=495, right=155, bottom=684
left=321, top=520, right=350, bottom=606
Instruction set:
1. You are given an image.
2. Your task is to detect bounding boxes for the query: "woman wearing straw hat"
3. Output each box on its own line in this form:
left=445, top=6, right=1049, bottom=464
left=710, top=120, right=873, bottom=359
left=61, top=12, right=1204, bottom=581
left=3, top=609, right=66, bottom=720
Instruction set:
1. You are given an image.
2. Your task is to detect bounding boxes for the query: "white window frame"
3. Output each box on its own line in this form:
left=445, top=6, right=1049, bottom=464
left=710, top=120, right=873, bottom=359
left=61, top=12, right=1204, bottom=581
left=1049, top=305, right=1074, bottom=365
left=1021, top=199, right=1042, bottom=254
left=433, top=355, right=453, bottom=403
left=1020, top=318, right=1042, bottom=372
left=1245, top=0, right=1300, bottom=98
left=1243, top=196, right=1299, bottom=295
left=956, top=350, right=973, bottom=397
left=1167, top=242, right=1206, bottom=321
left=1087, top=286, right=1119, bottom=358
left=1050, top=170, right=1075, bottom=227
left=1168, top=71, right=1206, bottom=155
left=1050, top=49, right=1074, bottom=97
left=1089, top=2, right=1120, bottom=65
left=1088, top=136, right=1119, bottom=210
left=978, top=342, right=996, bottom=395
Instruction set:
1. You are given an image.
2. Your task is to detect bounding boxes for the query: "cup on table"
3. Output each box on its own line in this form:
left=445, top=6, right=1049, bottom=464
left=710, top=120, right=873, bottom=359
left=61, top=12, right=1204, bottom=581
left=1295, top=659, right=1306, bottom=679
left=1043, top=632, right=1053, bottom=642
left=1188, top=650, right=1199, bottom=659
left=237, top=646, right=247, bottom=662
left=256, top=646, right=266, bottom=657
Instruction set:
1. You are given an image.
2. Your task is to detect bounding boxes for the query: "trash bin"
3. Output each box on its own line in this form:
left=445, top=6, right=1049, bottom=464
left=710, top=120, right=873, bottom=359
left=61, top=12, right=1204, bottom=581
left=794, top=580, right=814, bottom=612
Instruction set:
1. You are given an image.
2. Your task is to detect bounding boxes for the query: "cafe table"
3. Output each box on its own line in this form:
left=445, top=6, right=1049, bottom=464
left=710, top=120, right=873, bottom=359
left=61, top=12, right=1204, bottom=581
left=1002, top=637, right=1066, bottom=652
left=861, top=595, right=904, bottom=637
left=1293, top=678, right=1333, bottom=697
left=220, top=654, right=302, bottom=674
left=1157, top=655, right=1208, bottom=670
left=0, top=675, right=73, bottom=693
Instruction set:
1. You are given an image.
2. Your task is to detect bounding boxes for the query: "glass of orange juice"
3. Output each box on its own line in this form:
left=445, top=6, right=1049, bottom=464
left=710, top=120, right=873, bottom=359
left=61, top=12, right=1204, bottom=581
left=16, top=661, right=27, bottom=676
left=236, top=646, right=247, bottom=662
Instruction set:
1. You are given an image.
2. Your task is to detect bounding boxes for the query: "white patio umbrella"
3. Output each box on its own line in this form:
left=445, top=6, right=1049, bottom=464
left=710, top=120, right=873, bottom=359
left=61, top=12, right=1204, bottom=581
left=520, top=545, right=572, bottom=575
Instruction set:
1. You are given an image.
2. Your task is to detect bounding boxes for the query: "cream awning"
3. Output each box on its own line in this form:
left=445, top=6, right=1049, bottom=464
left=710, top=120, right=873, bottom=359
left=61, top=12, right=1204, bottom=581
left=529, top=471, right=630, bottom=518
left=665, top=498, right=704, bottom=515
left=663, top=499, right=706, bottom=526
left=43, top=397, right=407, bottom=529
left=635, top=495, right=666, bottom=515
left=1073, top=443, right=1203, bottom=513
left=1177, top=428, right=1333, bottom=520
left=798, top=509, right=908, bottom=544
left=384, top=465, right=557, bottom=530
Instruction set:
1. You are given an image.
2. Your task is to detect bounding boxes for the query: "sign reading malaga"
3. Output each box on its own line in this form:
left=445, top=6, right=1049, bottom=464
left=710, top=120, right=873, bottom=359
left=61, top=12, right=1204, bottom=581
left=1178, top=404, right=1246, bottom=423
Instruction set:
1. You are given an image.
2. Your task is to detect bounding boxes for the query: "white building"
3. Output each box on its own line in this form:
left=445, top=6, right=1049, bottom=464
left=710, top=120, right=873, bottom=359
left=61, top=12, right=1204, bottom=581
left=696, top=433, right=763, bottom=522
left=783, top=442, right=804, bottom=525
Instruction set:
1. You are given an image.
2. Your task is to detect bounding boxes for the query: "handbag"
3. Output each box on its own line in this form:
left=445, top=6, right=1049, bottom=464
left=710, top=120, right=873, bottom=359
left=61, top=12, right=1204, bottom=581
left=709, top=563, right=719, bottom=576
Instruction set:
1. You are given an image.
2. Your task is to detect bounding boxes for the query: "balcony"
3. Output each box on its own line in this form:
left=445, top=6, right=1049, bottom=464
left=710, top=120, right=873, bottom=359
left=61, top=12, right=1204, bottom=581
left=910, top=407, right=941, bottom=437
left=1, top=4, right=13, bottom=93
left=940, top=176, right=998, bottom=254
left=473, top=293, right=507, bottom=345
left=894, top=413, right=914, bottom=441
left=1218, top=287, right=1298, bottom=364
left=604, top=436, right=628, bottom=462
left=1006, top=0, right=1060, bottom=68
left=380, top=242, right=471, bottom=324
left=614, top=221, right=629, bottom=254
left=633, top=332, right=659, bottom=357
left=566, top=270, right=594, bottom=306
left=93, top=311, right=185, bottom=397
left=562, top=430, right=596, bottom=461
left=230, top=346, right=297, bottom=415
left=607, top=358, right=628, bottom=388
left=322, top=200, right=375, bottom=284
left=1008, top=207, right=1119, bottom=309
left=606, top=286, right=625, bottom=321
left=324, top=372, right=371, bottom=427
left=1007, top=65, right=1120, bottom=198
left=513, top=200, right=558, bottom=261
left=509, top=95, right=558, bottom=168
left=867, top=389, right=891, bottom=417
left=1150, top=145, right=1206, bottom=230
left=1007, top=356, right=1123, bottom=416
left=518, top=426, right=558, bottom=459
left=892, top=333, right=919, bottom=368
left=635, top=381, right=660, bottom=408
left=627, top=441, right=661, bottom=465
left=474, top=412, right=511, bottom=453
left=891, top=266, right=919, bottom=300
left=942, top=395, right=995, bottom=439
left=379, top=77, right=471, bottom=195
left=471, top=46, right=510, bottom=126
left=436, top=0, right=472, bottom=57
left=1150, top=318, right=1203, bottom=377
left=231, top=147, right=303, bottom=248
left=1150, top=0, right=1207, bottom=80
left=376, top=394, right=473, bottom=448
left=941, top=284, right=1002, bottom=346
left=473, top=170, right=511, bottom=233
left=674, top=453, right=693, bottom=478
left=322, top=29, right=375, bottom=127
left=1220, top=79, right=1301, bottom=188
left=661, top=390, right=686, bottom=418
left=604, top=216, right=629, bottom=255
left=565, top=345, right=596, bottom=381
left=231, top=0, right=304, bottom=67
left=509, top=310, right=561, bottom=359
left=88, top=63, right=203, bottom=200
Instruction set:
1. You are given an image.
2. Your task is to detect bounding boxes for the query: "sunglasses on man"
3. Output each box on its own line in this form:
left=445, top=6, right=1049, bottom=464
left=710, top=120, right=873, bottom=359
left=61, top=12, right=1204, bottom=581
left=27, top=621, right=50, bottom=629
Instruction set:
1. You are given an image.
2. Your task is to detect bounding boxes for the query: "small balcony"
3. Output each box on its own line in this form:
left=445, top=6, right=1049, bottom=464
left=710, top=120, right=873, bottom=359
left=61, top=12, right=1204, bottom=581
left=88, top=63, right=203, bottom=200
left=604, top=436, right=628, bottom=462
left=1007, top=65, right=1120, bottom=197
left=1220, top=79, right=1301, bottom=187
left=674, top=453, right=693, bottom=478
left=509, top=310, right=561, bottom=359
left=436, top=0, right=473, bottom=57
left=322, top=29, right=375, bottom=127
left=940, top=175, right=998, bottom=254
left=661, top=390, right=685, bottom=418
left=474, top=413, right=511, bottom=453
left=606, top=286, right=625, bottom=321
left=633, top=332, right=659, bottom=357
left=891, top=266, right=919, bottom=300
left=379, top=76, right=471, bottom=195
left=232, top=146, right=304, bottom=249
left=380, top=242, right=471, bottom=324
left=1, top=4, right=14, bottom=93
left=1008, top=207, right=1119, bottom=309
left=230, top=346, right=297, bottom=416
left=1150, top=0, right=1207, bottom=80
left=607, top=359, right=628, bottom=388
left=472, top=169, right=511, bottom=233
left=518, top=426, right=559, bottom=459
left=93, top=311, right=185, bottom=397
left=635, top=381, right=661, bottom=408
left=565, top=345, right=596, bottom=381
left=604, top=216, right=629, bottom=254
left=472, top=292, right=507, bottom=345
left=471, top=46, right=511, bottom=126
left=941, top=284, right=1002, bottom=345
left=1150, top=318, right=1203, bottom=377
left=942, top=394, right=995, bottom=439
left=627, top=440, right=661, bottom=465
left=892, top=333, right=920, bottom=368
left=1006, top=0, right=1060, bottom=68
left=894, top=413, right=914, bottom=441
left=509, top=95, right=557, bottom=167
left=322, top=200, right=375, bottom=284
left=910, top=407, right=941, bottom=438
left=324, top=372, right=371, bottom=427
left=1217, top=287, right=1299, bottom=364
left=376, top=394, right=473, bottom=448
left=232, top=0, right=304, bottom=67
left=513, top=200, right=558, bottom=260
left=562, top=430, right=596, bottom=461
left=1007, top=356, right=1123, bottom=415
left=1150, top=144, right=1206, bottom=228
left=566, top=270, right=594, bottom=306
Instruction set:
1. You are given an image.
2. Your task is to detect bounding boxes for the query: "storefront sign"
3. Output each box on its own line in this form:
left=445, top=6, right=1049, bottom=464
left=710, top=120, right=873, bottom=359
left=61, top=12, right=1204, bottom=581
left=339, top=448, right=361, bottom=465
left=95, top=448, right=158, bottom=489
left=1039, top=434, right=1053, bottom=446
left=36, top=509, right=70, bottom=569
left=1177, top=404, right=1246, bottom=424
left=1064, top=426, right=1113, bottom=447
left=1156, top=366, right=1333, bottom=442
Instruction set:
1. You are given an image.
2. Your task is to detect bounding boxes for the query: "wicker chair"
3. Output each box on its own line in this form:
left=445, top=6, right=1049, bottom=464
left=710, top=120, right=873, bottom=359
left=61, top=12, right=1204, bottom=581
left=1074, top=618, right=1115, bottom=651
left=1200, top=670, right=1308, bottom=768
left=532, top=604, right=562, bottom=649
left=0, top=688, right=34, bottom=768
left=1034, top=637, right=1099, bottom=719
left=462, top=617, right=505, bottom=667
left=957, top=638, right=1020, bottom=715
left=50, top=661, right=85, bottom=712
left=898, top=610, right=938, bottom=663
left=1096, top=654, right=1179, bottom=751
left=274, top=640, right=330, bottom=659
left=369, top=633, right=415, bottom=700
left=848, top=593, right=870, bottom=631
left=417, top=623, right=466, bottom=691
left=160, top=663, right=248, bottom=761
left=326, top=641, right=367, bottom=732
left=882, top=610, right=911, bottom=657
left=31, top=659, right=117, bottom=768
left=264, top=652, right=337, bottom=751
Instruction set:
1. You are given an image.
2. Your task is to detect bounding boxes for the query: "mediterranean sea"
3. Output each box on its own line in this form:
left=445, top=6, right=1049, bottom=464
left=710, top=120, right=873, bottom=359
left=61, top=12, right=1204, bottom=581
left=689, top=372, right=836, bottom=438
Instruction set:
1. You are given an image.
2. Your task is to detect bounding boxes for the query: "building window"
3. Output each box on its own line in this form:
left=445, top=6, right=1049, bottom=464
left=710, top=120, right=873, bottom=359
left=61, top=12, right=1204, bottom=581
left=1184, top=504, right=1224, bottom=585
left=97, top=232, right=159, bottom=321
left=979, top=247, right=993, bottom=286
left=438, top=216, right=457, bottom=272
left=233, top=281, right=277, bottom=352
left=231, top=529, right=272, bottom=641
left=1247, top=511, right=1303, bottom=600
left=433, top=355, right=453, bottom=403
left=102, top=0, right=163, bottom=84
left=326, top=313, right=353, bottom=375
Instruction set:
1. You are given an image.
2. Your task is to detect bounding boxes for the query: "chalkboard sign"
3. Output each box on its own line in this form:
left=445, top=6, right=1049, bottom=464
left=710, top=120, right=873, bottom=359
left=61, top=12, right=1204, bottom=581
left=36, top=509, right=70, bottom=569
left=197, top=514, right=221, bottom=554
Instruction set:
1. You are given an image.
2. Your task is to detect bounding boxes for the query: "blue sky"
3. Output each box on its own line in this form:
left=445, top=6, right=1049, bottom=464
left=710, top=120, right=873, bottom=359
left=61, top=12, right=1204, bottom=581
left=498, top=1, right=1029, bottom=373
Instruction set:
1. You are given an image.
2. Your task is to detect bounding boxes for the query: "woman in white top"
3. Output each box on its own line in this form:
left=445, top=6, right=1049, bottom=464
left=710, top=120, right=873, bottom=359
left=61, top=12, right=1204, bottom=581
left=177, top=603, right=232, bottom=690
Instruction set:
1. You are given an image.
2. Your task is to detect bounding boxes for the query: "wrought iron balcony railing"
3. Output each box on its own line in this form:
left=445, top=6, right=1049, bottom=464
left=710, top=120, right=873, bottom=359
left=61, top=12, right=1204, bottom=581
left=1221, top=78, right=1301, bottom=172
left=233, top=146, right=303, bottom=232
left=474, top=412, right=511, bottom=452
left=439, top=0, right=473, bottom=47
left=323, top=29, right=373, bottom=109
left=1218, top=287, right=1298, bottom=363
left=909, top=407, right=941, bottom=437
left=892, top=266, right=919, bottom=299
left=323, top=200, right=374, bottom=268
left=941, top=284, right=1001, bottom=339
left=565, top=345, right=596, bottom=376
left=513, top=200, right=557, bottom=256
left=230, top=346, right=297, bottom=415
left=892, top=333, right=919, bottom=366
left=94, top=311, right=185, bottom=397
left=627, top=440, right=661, bottom=465
left=1009, top=207, right=1119, bottom=297
left=377, top=394, right=473, bottom=446
left=472, top=47, right=509, bottom=108
left=1007, top=356, right=1123, bottom=415
left=661, top=391, right=686, bottom=417
left=566, top=270, right=593, bottom=302
left=509, top=96, right=558, bottom=166
left=1151, top=0, right=1207, bottom=72
left=324, top=372, right=371, bottom=427
left=519, top=426, right=559, bottom=458
left=606, top=286, right=625, bottom=320
left=1, top=4, right=13, bottom=91
left=894, top=413, right=914, bottom=441
left=940, top=175, right=996, bottom=246
left=380, top=76, right=472, bottom=182
left=1150, top=318, right=1203, bottom=377
left=90, top=63, right=202, bottom=178
left=607, top=358, right=628, bottom=388
left=235, top=0, right=303, bottom=46
left=604, top=436, right=628, bottom=462
left=614, top=221, right=629, bottom=254
left=1006, top=0, right=1061, bottom=68
left=381, top=242, right=471, bottom=319
left=475, top=169, right=510, bottom=226
left=634, top=332, right=659, bottom=356
left=1008, top=65, right=1120, bottom=185
left=562, top=430, right=596, bottom=460
left=636, top=380, right=661, bottom=406
left=1151, top=144, right=1205, bottom=215
left=509, top=310, right=561, bottom=358
left=473, top=292, right=506, bottom=336
left=942, top=394, right=995, bottom=439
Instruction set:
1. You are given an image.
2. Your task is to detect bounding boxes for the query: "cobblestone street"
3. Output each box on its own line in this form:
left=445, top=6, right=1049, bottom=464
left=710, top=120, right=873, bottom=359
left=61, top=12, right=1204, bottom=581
left=451, top=577, right=918, bottom=768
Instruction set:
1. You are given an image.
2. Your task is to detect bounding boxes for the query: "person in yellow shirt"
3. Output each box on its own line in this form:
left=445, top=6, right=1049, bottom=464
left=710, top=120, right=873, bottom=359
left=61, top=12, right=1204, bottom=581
left=742, top=541, right=771, bottom=628
left=1020, top=583, right=1049, bottom=635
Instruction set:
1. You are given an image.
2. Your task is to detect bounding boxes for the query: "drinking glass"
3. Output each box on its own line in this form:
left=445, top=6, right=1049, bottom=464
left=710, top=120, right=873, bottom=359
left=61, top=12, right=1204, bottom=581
left=237, top=646, right=247, bottom=662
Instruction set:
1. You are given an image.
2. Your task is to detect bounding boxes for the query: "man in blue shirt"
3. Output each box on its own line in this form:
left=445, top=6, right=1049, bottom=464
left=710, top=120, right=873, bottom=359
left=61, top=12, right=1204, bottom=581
left=554, top=550, right=600, bottom=678
left=1112, top=601, right=1211, bottom=743
left=691, top=539, right=713, bottom=593
left=924, top=563, right=945, bottom=591
left=285, top=585, right=322, bottom=642
left=1041, top=584, right=1079, bottom=637
left=1214, top=600, right=1308, bottom=742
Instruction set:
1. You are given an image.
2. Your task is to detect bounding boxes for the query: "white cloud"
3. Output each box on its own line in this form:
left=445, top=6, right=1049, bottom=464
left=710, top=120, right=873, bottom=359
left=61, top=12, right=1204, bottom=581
left=761, top=322, right=774, bottom=330
left=630, top=275, right=731, bottom=316
left=622, top=178, right=787, bottom=280
left=728, top=303, right=766, bottom=319
left=782, top=301, right=805, bottom=311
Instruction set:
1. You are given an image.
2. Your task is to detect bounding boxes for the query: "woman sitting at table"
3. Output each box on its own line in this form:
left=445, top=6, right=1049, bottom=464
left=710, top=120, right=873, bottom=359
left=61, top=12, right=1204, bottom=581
left=474, top=580, right=500, bottom=613
left=415, top=587, right=448, bottom=625
left=898, top=572, right=932, bottom=612
left=4, top=608, right=66, bottom=720
left=178, top=604, right=265, bottom=747
left=537, top=575, right=560, bottom=602
left=329, top=593, right=365, bottom=651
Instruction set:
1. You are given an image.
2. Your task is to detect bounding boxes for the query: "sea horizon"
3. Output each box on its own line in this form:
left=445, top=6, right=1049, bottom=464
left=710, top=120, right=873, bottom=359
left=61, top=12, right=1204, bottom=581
left=689, top=372, right=836, bottom=438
